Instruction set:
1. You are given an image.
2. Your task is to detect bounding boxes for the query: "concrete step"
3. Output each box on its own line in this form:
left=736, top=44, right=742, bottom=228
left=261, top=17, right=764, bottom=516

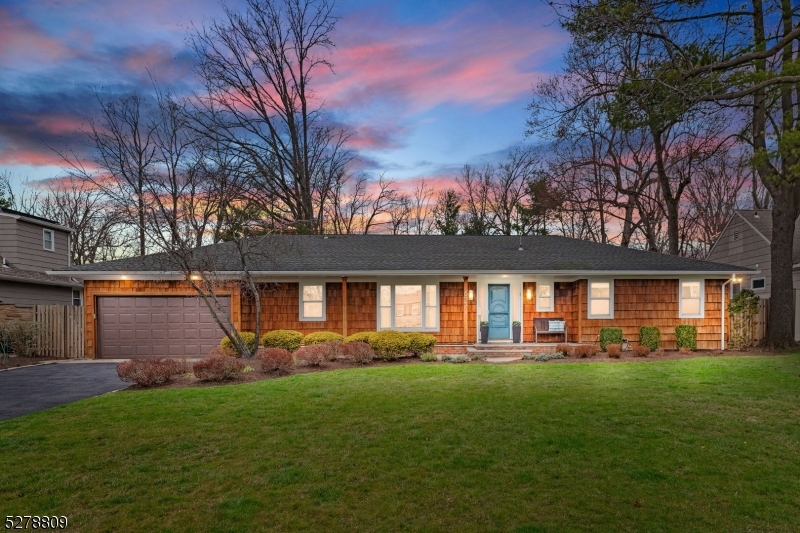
left=467, top=347, right=530, bottom=358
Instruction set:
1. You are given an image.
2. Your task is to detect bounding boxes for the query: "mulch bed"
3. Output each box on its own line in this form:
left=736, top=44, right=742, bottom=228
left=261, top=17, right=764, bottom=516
left=0, top=356, right=59, bottom=370
left=123, top=348, right=785, bottom=390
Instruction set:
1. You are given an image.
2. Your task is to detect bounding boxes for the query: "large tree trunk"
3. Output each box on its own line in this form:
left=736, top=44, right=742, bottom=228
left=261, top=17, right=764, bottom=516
left=766, top=193, right=798, bottom=348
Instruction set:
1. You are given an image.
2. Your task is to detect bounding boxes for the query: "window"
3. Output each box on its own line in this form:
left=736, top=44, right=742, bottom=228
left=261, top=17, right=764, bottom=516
left=536, top=282, right=554, bottom=312
left=299, top=282, right=325, bottom=321
left=679, top=280, right=704, bottom=318
left=588, top=280, right=613, bottom=319
left=72, top=290, right=82, bottom=306
left=731, top=282, right=742, bottom=297
left=751, top=277, right=766, bottom=291
left=43, top=229, right=54, bottom=251
left=378, top=283, right=439, bottom=331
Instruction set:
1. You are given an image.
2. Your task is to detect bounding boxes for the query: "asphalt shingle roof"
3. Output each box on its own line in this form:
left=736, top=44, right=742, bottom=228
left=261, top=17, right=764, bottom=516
left=0, top=266, right=82, bottom=287
left=56, top=235, right=753, bottom=275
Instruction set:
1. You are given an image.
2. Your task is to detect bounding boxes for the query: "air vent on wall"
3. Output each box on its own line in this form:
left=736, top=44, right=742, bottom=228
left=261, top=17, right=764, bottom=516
left=733, top=231, right=740, bottom=241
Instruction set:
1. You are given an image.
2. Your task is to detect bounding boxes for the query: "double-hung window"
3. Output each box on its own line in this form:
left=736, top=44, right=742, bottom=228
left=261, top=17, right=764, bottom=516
left=43, top=229, right=54, bottom=251
left=587, top=280, right=614, bottom=319
left=299, top=282, right=325, bottom=321
left=679, top=280, right=704, bottom=318
left=378, top=283, right=439, bottom=331
left=536, top=281, right=554, bottom=312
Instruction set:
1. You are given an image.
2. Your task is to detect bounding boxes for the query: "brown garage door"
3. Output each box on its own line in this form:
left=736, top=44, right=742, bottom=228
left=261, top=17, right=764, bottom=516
left=97, top=296, right=230, bottom=358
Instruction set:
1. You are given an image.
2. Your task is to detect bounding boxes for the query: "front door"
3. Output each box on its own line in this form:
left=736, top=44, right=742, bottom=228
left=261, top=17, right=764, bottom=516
left=487, top=284, right=510, bottom=339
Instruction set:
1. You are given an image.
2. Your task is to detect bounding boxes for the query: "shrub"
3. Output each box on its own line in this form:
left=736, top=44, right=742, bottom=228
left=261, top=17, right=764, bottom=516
left=633, top=345, right=651, bottom=357
left=407, top=332, right=437, bottom=356
left=420, top=352, right=437, bottom=362
left=220, top=331, right=256, bottom=355
left=530, top=352, right=565, bottom=362
left=598, top=327, right=623, bottom=351
left=5, top=321, right=43, bottom=357
left=638, top=326, right=660, bottom=351
left=258, top=348, right=293, bottom=373
left=344, top=331, right=374, bottom=344
left=556, top=343, right=572, bottom=357
left=573, top=344, right=598, bottom=358
left=117, top=358, right=180, bottom=386
left=303, top=331, right=344, bottom=345
left=261, top=330, right=304, bottom=352
left=0, top=324, right=10, bottom=365
left=468, top=353, right=486, bottom=361
left=294, top=344, right=331, bottom=366
left=675, top=325, right=697, bottom=351
left=653, top=347, right=665, bottom=356
left=442, top=355, right=469, bottom=363
left=341, top=341, right=374, bottom=365
left=606, top=343, right=622, bottom=358
left=679, top=346, right=692, bottom=354
left=193, top=355, right=245, bottom=381
left=369, top=330, right=412, bottom=361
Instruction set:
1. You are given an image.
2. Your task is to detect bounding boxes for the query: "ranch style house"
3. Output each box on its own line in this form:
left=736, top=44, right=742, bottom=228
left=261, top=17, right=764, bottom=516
left=51, top=235, right=755, bottom=359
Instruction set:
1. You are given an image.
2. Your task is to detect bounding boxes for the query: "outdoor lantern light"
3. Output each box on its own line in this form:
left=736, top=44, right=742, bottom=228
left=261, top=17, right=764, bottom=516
left=468, top=289, right=474, bottom=301
left=526, top=288, right=532, bottom=300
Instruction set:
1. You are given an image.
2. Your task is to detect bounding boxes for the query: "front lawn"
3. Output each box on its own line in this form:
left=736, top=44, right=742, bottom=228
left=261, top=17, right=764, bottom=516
left=1, top=356, right=800, bottom=532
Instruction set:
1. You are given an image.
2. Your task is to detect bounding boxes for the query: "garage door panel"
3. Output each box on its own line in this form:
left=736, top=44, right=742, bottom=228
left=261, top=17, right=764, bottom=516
left=98, top=296, right=230, bottom=359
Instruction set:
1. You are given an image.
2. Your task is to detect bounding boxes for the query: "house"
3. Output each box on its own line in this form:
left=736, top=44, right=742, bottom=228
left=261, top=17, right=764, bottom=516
left=706, top=209, right=799, bottom=341
left=52, top=235, right=753, bottom=359
left=0, top=207, right=83, bottom=308
left=53, top=235, right=753, bottom=358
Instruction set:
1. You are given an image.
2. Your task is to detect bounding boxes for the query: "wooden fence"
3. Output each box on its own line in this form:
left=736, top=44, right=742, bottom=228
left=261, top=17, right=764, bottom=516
left=752, top=298, right=770, bottom=345
left=34, top=305, right=84, bottom=358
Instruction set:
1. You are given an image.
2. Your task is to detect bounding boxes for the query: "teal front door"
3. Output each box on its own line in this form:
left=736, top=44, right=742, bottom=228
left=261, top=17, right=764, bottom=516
left=487, top=284, right=510, bottom=339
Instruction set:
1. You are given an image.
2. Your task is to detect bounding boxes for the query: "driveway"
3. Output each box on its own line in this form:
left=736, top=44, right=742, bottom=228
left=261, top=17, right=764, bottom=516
left=0, top=363, right=127, bottom=421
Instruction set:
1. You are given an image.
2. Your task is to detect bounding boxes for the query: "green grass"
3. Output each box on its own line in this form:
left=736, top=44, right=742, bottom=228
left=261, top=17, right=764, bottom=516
left=2, top=356, right=800, bottom=532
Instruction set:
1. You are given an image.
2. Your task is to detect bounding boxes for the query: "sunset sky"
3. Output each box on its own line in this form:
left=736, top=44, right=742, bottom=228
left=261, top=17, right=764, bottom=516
left=0, top=0, right=568, bottom=193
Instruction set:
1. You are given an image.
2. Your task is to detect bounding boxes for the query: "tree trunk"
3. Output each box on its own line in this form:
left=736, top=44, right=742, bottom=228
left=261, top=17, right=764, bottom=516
left=766, top=192, right=798, bottom=348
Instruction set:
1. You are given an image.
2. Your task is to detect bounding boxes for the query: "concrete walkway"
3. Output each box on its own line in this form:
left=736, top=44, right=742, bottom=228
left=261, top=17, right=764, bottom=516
left=0, top=362, right=127, bottom=421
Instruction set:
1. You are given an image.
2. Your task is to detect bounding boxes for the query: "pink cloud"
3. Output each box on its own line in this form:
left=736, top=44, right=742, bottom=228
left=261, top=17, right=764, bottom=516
left=0, top=7, right=70, bottom=67
left=317, top=6, right=567, bottom=112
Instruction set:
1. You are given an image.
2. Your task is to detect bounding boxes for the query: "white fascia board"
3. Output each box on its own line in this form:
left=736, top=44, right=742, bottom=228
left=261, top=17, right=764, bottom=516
left=54, top=269, right=759, bottom=280
left=0, top=212, right=75, bottom=233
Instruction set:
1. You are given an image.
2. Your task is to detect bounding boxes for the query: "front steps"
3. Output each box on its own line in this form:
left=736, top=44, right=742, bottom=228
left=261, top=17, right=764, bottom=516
left=437, top=342, right=574, bottom=359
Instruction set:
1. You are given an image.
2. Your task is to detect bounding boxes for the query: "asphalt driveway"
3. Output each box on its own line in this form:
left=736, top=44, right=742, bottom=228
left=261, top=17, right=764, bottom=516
left=0, top=363, right=127, bottom=421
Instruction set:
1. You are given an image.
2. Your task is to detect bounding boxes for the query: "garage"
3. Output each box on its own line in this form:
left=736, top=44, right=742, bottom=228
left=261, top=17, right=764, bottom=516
left=97, top=296, right=230, bottom=358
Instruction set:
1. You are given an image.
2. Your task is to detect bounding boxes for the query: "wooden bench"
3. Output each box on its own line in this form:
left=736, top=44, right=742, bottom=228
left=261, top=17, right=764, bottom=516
left=534, top=318, right=568, bottom=343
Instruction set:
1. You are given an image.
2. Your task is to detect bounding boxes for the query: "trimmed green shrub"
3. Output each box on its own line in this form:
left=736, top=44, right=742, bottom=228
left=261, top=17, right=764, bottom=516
left=261, top=330, right=304, bottom=352
left=344, top=331, right=374, bottom=344
left=407, top=332, right=437, bottom=356
left=675, top=325, right=697, bottom=351
left=369, top=330, right=412, bottom=361
left=599, top=327, right=623, bottom=351
left=442, top=355, right=469, bottom=363
left=420, top=352, right=437, bottom=362
left=220, top=332, right=256, bottom=354
left=303, top=331, right=344, bottom=345
left=638, top=326, right=660, bottom=351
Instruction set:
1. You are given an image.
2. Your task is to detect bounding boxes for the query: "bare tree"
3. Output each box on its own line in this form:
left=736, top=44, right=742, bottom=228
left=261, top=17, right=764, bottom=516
left=190, top=0, right=354, bottom=234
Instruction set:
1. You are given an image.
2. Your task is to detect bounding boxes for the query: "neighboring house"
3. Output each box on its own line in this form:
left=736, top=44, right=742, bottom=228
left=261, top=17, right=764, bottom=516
left=0, top=207, right=83, bottom=307
left=706, top=209, right=799, bottom=340
left=53, top=235, right=752, bottom=359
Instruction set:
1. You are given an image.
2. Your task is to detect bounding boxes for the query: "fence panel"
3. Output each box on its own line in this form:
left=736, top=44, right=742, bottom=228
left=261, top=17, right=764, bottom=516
left=753, top=298, right=770, bottom=345
left=34, top=305, right=84, bottom=358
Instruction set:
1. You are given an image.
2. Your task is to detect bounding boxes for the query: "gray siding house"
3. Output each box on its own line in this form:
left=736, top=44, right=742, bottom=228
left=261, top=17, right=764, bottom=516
left=706, top=209, right=799, bottom=339
left=0, top=207, right=82, bottom=307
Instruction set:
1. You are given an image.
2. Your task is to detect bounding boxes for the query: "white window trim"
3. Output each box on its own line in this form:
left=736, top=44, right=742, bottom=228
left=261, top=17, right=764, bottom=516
left=678, top=279, right=705, bottom=319
left=43, top=229, right=54, bottom=251
left=535, top=280, right=554, bottom=312
left=299, top=281, right=326, bottom=321
left=587, top=279, right=614, bottom=319
left=751, top=277, right=766, bottom=291
left=377, top=281, right=440, bottom=332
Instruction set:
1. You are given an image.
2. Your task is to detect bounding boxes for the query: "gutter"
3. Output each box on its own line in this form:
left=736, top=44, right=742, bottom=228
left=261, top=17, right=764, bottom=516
left=0, top=272, right=83, bottom=288
left=50, top=268, right=759, bottom=280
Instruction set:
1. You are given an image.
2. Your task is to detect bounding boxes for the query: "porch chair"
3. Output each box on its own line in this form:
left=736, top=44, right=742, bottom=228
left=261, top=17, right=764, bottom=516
left=534, top=318, right=568, bottom=343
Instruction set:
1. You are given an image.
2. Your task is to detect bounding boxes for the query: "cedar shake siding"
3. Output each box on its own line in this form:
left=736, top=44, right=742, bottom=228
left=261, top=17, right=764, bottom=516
left=81, top=277, right=725, bottom=358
